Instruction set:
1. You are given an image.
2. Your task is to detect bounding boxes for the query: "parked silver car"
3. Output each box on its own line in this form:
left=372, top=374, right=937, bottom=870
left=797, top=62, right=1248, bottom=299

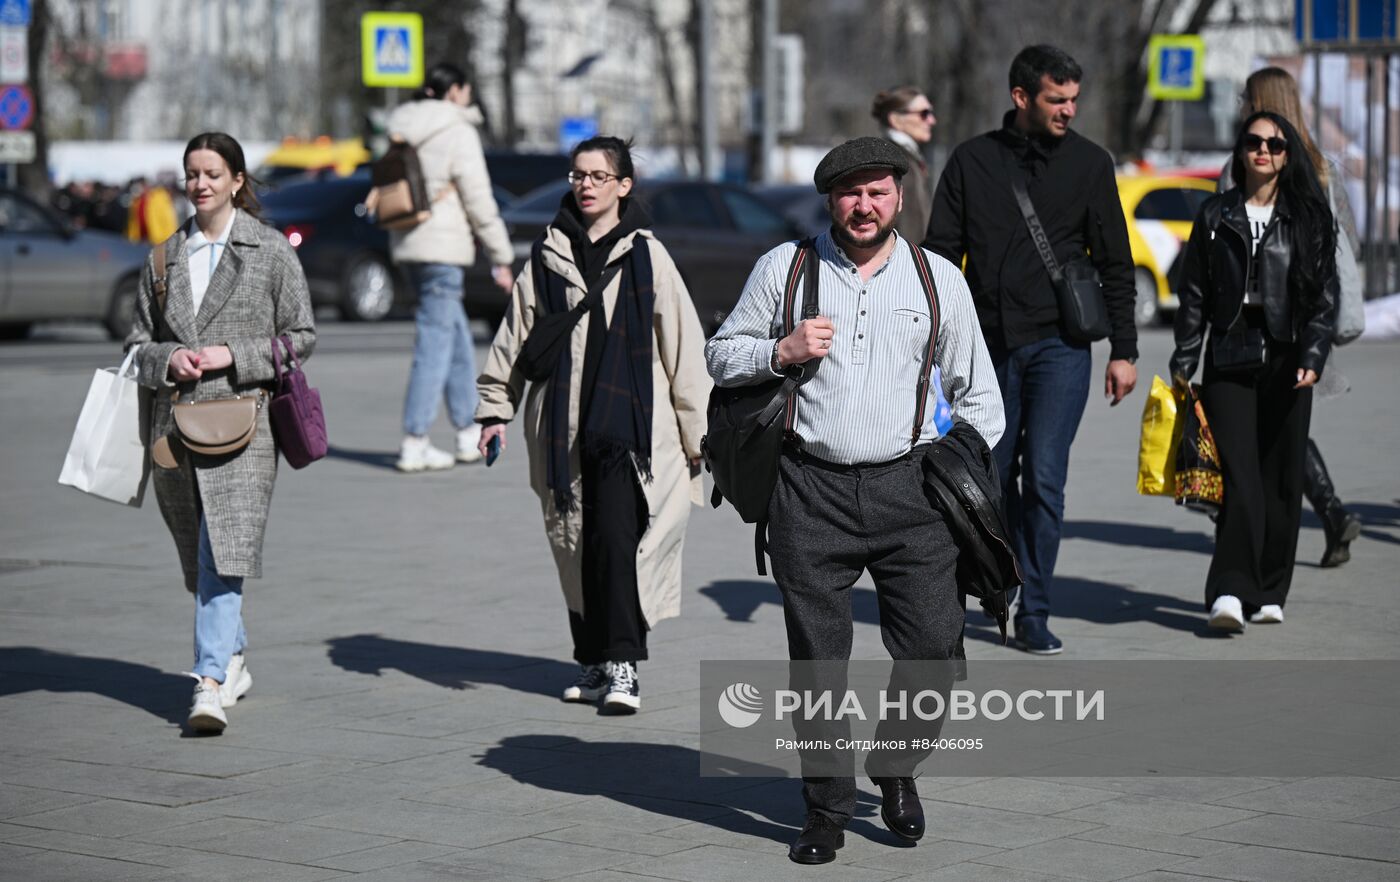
left=0, top=188, right=148, bottom=340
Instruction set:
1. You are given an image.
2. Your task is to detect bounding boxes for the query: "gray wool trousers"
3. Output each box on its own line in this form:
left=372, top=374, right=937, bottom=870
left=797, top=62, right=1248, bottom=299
left=766, top=450, right=963, bottom=825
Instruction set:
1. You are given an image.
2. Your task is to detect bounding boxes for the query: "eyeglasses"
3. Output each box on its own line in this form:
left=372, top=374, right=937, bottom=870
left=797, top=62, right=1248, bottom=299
left=1243, top=134, right=1288, bottom=155
left=899, top=108, right=935, bottom=121
left=567, top=170, right=621, bottom=186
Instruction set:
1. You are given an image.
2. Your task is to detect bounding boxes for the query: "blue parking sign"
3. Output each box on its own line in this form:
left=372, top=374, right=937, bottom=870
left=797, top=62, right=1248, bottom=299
left=1159, top=48, right=1196, bottom=88
left=1148, top=35, right=1205, bottom=101
left=0, top=0, right=30, bottom=27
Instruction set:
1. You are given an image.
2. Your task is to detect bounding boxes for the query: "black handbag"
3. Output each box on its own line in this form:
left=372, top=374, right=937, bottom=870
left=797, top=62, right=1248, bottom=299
left=1005, top=153, right=1112, bottom=343
left=703, top=240, right=818, bottom=530
left=1209, top=325, right=1268, bottom=372
left=516, top=240, right=621, bottom=382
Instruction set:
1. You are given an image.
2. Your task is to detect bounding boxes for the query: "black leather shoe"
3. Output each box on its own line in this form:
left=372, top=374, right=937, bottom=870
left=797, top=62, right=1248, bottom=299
left=871, top=776, right=925, bottom=842
left=1015, top=618, right=1063, bottom=655
left=789, top=812, right=845, bottom=864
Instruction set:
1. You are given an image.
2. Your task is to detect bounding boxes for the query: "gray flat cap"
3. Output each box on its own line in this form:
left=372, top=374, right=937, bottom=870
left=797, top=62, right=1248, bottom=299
left=813, top=136, right=910, bottom=193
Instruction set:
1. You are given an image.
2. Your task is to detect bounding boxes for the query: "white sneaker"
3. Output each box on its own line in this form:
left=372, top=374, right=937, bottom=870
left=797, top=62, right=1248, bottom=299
left=187, top=676, right=228, bottom=732
left=1208, top=595, right=1246, bottom=632
left=455, top=425, right=483, bottom=464
left=1249, top=604, right=1284, bottom=624
left=222, top=653, right=252, bottom=708
left=396, top=436, right=454, bottom=472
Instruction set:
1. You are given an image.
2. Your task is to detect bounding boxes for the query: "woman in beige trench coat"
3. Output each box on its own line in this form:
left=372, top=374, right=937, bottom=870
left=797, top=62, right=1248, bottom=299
left=125, top=132, right=315, bottom=733
left=477, top=136, right=711, bottom=714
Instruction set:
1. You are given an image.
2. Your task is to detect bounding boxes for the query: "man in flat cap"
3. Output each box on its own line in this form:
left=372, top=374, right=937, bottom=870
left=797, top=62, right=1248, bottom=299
left=706, top=137, right=1004, bottom=864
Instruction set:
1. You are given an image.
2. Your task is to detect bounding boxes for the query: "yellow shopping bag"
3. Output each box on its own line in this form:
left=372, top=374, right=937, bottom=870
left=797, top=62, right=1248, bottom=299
left=1136, top=375, right=1184, bottom=496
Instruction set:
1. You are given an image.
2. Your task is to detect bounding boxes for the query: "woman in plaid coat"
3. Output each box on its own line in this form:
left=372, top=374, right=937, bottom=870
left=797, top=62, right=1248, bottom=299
left=125, top=132, right=316, bottom=733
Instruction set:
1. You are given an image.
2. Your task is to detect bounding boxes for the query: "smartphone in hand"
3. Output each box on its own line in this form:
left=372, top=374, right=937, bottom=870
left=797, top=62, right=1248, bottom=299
left=485, top=434, right=501, bottom=467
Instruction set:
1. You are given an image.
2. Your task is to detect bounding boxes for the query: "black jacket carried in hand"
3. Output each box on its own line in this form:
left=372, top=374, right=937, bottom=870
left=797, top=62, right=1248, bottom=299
left=1170, top=187, right=1337, bottom=382
left=924, top=111, right=1138, bottom=361
left=921, top=420, right=1023, bottom=642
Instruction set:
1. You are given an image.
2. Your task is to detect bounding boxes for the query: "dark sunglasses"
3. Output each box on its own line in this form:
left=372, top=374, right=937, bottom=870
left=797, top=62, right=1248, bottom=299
left=899, top=108, right=935, bottom=121
left=1242, top=134, right=1288, bottom=155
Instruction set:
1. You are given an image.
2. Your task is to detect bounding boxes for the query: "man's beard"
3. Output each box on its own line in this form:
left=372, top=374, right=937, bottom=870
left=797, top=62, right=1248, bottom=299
left=830, top=213, right=897, bottom=250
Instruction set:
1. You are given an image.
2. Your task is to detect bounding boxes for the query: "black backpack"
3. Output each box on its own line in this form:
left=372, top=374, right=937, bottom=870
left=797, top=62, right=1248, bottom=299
left=703, top=238, right=941, bottom=574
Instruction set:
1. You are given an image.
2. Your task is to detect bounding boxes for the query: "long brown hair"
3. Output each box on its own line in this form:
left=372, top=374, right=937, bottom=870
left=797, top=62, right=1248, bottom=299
left=1244, top=67, right=1328, bottom=185
left=183, top=132, right=262, bottom=217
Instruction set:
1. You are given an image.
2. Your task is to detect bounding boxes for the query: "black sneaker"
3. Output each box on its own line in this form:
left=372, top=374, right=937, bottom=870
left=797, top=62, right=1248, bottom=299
left=562, top=663, right=609, bottom=702
left=602, top=661, right=640, bottom=713
left=1015, top=618, right=1064, bottom=655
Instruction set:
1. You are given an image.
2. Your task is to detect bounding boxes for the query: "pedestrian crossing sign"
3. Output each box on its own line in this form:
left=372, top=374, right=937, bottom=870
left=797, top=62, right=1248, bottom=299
left=361, top=12, right=423, bottom=88
left=1147, top=34, right=1206, bottom=101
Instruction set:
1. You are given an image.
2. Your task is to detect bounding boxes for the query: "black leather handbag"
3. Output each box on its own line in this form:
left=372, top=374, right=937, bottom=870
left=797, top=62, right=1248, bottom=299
left=1209, top=325, right=1268, bottom=372
left=1006, top=154, right=1112, bottom=343
left=703, top=240, right=817, bottom=526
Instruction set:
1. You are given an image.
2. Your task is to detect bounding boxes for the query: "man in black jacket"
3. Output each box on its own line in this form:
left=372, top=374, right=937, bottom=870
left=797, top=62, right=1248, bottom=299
left=925, top=45, right=1138, bottom=654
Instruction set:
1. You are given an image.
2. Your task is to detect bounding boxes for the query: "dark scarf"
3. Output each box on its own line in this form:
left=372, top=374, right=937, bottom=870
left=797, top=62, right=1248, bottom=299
left=538, top=198, right=655, bottom=513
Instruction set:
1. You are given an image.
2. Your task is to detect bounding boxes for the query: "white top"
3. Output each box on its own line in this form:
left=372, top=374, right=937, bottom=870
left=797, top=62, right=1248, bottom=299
left=1245, top=202, right=1274, bottom=305
left=186, top=210, right=237, bottom=313
left=705, top=231, right=1005, bottom=464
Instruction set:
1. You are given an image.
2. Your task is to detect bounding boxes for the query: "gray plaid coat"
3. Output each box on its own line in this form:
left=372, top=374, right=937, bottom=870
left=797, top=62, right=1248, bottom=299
left=125, top=210, right=316, bottom=591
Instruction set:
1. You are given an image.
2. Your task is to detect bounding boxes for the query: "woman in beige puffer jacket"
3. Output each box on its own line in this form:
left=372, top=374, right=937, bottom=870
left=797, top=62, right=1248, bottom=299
left=387, top=62, right=515, bottom=472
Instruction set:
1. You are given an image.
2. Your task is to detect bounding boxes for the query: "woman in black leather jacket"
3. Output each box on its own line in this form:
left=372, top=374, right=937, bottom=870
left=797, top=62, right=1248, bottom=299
left=1171, top=111, right=1337, bottom=633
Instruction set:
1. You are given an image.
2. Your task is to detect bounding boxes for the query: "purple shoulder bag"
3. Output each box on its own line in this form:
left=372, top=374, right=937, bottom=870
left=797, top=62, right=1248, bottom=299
left=269, top=335, right=328, bottom=468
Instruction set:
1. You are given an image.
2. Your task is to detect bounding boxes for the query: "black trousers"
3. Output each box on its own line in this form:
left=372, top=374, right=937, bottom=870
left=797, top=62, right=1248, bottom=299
left=1201, top=313, right=1313, bottom=611
left=766, top=450, right=963, bottom=825
left=568, top=452, right=649, bottom=665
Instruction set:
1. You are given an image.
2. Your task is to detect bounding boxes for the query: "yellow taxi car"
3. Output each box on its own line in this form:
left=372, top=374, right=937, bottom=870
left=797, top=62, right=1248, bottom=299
left=257, top=136, right=371, bottom=186
left=1117, top=173, right=1217, bottom=326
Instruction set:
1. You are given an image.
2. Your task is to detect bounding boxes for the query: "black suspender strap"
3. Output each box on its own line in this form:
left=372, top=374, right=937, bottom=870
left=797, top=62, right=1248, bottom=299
left=906, top=239, right=941, bottom=444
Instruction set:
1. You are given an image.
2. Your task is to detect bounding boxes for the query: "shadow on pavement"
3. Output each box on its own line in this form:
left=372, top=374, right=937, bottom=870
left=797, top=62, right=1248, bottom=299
left=1063, top=519, right=1215, bottom=555
left=0, top=646, right=188, bottom=724
left=324, top=445, right=400, bottom=471
left=326, top=634, right=576, bottom=696
left=701, top=574, right=1207, bottom=639
left=475, top=734, right=910, bottom=848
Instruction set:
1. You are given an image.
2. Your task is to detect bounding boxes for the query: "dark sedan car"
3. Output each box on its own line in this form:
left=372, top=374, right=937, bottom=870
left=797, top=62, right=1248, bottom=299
left=260, top=153, right=568, bottom=322
left=467, top=180, right=801, bottom=332
left=260, top=169, right=516, bottom=322
left=752, top=184, right=830, bottom=238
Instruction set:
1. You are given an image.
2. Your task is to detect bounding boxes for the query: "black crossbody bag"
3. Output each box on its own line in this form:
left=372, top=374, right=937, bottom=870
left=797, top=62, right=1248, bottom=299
left=516, top=236, right=622, bottom=382
left=1004, top=151, right=1112, bottom=343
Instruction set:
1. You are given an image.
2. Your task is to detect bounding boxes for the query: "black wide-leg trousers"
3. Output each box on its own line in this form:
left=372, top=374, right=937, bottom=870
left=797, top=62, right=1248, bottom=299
left=569, top=452, right=649, bottom=665
left=1201, top=322, right=1313, bottom=612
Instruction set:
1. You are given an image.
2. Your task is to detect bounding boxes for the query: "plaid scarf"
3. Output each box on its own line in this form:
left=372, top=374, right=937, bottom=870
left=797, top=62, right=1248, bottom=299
left=537, top=235, right=654, bottom=513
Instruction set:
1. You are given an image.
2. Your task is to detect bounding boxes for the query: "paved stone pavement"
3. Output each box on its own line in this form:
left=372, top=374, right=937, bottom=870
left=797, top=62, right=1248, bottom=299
left=2, top=320, right=1398, bottom=881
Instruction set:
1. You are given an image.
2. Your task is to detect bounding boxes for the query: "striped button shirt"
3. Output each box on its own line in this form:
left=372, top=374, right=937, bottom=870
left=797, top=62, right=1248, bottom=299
left=705, top=231, right=1005, bottom=465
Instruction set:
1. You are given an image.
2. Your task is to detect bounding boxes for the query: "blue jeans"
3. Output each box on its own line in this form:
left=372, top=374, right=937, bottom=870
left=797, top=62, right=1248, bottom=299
left=402, top=263, right=477, bottom=436
left=194, top=517, right=246, bottom=682
left=989, top=335, right=1092, bottom=624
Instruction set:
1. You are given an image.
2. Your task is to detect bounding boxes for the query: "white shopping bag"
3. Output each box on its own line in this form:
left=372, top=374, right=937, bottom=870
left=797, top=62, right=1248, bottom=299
left=58, top=347, right=151, bottom=507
